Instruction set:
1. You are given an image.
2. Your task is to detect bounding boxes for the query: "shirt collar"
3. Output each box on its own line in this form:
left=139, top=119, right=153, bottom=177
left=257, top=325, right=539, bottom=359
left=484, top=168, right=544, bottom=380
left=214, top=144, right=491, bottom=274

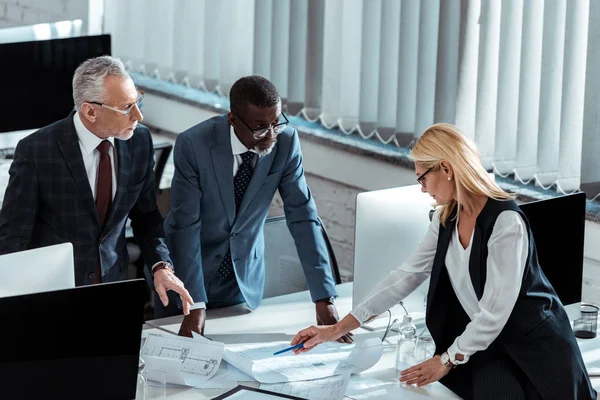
left=73, top=112, right=115, bottom=155
left=230, top=125, right=256, bottom=155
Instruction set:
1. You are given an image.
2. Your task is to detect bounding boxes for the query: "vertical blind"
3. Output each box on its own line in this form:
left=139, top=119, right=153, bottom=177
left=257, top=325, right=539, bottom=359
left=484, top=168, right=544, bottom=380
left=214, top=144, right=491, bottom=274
left=104, top=0, right=592, bottom=193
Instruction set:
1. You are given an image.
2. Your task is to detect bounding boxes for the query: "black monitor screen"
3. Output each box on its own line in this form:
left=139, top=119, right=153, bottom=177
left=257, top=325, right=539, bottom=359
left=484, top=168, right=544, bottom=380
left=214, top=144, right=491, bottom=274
left=0, top=34, right=111, bottom=133
left=519, top=192, right=586, bottom=305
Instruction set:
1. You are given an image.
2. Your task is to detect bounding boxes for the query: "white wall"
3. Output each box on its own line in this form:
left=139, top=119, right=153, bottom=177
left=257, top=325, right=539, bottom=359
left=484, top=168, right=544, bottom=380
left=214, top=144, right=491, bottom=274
left=0, top=0, right=96, bottom=33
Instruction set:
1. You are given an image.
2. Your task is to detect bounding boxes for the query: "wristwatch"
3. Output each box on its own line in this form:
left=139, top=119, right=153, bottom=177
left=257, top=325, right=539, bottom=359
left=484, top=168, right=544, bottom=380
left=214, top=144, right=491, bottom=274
left=440, top=352, right=456, bottom=368
left=316, top=296, right=336, bottom=305
left=152, top=261, right=175, bottom=276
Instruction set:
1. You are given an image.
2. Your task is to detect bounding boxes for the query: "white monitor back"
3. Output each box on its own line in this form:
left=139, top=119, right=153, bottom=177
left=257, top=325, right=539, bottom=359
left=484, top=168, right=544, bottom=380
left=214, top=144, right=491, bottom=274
left=0, top=243, right=75, bottom=298
left=353, top=184, right=435, bottom=318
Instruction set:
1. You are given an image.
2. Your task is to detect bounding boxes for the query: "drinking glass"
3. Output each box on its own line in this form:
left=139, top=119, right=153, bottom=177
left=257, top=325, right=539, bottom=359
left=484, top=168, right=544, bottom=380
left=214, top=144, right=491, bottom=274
left=143, top=370, right=167, bottom=399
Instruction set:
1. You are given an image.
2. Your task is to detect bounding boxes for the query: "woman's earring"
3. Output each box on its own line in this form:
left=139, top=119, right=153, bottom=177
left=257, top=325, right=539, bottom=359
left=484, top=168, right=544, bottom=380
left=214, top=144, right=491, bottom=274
left=448, top=177, right=451, bottom=181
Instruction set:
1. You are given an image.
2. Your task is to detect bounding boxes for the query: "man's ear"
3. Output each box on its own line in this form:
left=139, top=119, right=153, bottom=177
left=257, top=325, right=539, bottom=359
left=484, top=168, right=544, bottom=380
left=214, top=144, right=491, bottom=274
left=80, top=103, right=98, bottom=124
left=227, top=112, right=235, bottom=126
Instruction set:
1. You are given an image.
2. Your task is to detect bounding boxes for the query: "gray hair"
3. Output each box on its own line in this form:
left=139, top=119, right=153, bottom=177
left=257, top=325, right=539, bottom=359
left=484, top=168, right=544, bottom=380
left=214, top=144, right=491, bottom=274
left=72, top=55, right=129, bottom=111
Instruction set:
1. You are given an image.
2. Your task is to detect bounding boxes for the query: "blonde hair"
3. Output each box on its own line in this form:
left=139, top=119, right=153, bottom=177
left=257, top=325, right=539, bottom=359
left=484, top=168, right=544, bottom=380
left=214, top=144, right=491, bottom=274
left=409, top=123, right=514, bottom=226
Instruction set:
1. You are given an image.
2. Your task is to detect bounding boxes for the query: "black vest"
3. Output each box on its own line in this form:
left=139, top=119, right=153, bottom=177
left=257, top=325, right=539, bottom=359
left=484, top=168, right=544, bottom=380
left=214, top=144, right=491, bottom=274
left=425, top=198, right=562, bottom=353
left=426, top=198, right=595, bottom=399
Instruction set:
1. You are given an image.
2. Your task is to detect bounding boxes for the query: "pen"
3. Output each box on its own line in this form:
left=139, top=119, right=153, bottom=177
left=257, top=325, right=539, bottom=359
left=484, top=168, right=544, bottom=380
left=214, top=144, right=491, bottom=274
left=273, top=343, right=304, bottom=355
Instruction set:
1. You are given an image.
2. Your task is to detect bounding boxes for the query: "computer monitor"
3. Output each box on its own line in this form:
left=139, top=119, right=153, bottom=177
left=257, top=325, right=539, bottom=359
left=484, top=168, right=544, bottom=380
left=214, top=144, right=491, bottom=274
left=353, top=184, right=435, bottom=325
left=0, top=242, right=75, bottom=298
left=0, top=279, right=146, bottom=399
left=519, top=192, right=586, bottom=306
left=0, top=34, right=111, bottom=133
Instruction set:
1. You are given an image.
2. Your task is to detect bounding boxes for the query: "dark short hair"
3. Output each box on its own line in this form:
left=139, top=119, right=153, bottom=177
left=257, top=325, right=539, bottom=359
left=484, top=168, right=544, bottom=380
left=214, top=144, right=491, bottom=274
left=229, top=75, right=280, bottom=116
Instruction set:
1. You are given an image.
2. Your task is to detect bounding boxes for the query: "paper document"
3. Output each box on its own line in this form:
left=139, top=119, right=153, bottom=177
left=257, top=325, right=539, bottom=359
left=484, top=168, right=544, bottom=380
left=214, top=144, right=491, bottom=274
left=260, top=372, right=350, bottom=400
left=223, top=337, right=383, bottom=383
left=141, top=333, right=224, bottom=387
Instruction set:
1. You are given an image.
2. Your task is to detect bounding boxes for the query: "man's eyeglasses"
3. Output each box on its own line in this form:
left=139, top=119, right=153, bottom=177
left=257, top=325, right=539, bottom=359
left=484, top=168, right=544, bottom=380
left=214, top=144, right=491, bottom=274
left=417, top=168, right=434, bottom=187
left=88, top=90, right=145, bottom=116
left=236, top=112, right=289, bottom=139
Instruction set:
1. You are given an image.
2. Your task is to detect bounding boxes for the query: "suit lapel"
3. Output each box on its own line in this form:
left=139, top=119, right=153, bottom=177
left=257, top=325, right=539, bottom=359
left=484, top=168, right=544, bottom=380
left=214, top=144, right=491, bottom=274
left=102, top=138, right=131, bottom=236
left=236, top=150, right=275, bottom=220
left=210, top=118, right=235, bottom=227
left=57, top=113, right=99, bottom=224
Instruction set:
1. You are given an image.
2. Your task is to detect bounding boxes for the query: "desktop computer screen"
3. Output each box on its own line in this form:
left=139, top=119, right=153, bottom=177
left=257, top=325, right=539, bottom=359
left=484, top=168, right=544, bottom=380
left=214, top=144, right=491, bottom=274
left=519, top=192, right=586, bottom=305
left=0, top=242, right=75, bottom=298
left=0, top=34, right=111, bottom=133
left=353, top=184, right=435, bottom=326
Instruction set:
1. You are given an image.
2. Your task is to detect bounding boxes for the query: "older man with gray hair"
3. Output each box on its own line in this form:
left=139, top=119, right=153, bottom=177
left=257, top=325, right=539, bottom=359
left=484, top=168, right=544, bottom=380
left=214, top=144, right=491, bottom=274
left=0, top=55, right=194, bottom=314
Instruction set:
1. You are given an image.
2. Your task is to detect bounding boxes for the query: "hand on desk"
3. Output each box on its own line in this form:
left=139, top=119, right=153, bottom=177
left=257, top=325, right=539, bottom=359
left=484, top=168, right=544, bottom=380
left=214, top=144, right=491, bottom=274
left=178, top=308, right=206, bottom=338
left=315, top=301, right=353, bottom=343
left=399, top=356, right=451, bottom=386
left=154, top=269, right=195, bottom=315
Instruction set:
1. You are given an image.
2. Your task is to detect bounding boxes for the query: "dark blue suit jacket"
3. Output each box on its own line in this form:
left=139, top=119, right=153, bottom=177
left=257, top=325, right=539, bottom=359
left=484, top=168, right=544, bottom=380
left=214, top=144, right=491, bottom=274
left=164, top=115, right=337, bottom=310
left=0, top=112, right=171, bottom=285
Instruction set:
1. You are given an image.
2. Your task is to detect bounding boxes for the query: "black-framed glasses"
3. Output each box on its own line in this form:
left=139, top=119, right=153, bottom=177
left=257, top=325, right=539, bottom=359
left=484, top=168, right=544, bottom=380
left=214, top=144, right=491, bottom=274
left=236, top=112, right=289, bottom=139
left=417, top=168, right=433, bottom=187
left=88, top=90, right=145, bottom=116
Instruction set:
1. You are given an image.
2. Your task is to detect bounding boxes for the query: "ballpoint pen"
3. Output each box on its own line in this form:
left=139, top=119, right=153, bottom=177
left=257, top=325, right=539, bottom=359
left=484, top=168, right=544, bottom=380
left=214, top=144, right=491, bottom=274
left=273, top=343, right=304, bottom=355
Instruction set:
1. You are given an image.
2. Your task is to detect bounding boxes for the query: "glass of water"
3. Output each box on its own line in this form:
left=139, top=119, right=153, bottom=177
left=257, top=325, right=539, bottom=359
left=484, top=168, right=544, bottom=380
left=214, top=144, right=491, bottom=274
left=143, top=370, right=167, bottom=399
left=415, top=335, right=435, bottom=363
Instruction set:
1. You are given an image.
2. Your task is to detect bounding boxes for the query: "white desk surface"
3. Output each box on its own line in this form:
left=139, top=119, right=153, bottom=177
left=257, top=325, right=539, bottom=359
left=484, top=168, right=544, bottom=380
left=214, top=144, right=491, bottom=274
left=142, top=283, right=600, bottom=399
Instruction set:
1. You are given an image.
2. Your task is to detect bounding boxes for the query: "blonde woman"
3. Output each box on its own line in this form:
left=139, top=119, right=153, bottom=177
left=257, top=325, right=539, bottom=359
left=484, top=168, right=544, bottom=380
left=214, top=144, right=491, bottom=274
left=290, top=124, right=595, bottom=399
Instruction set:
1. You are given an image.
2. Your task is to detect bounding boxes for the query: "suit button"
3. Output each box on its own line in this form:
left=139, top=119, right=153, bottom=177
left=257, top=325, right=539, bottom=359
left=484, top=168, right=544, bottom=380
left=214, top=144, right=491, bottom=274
left=233, top=258, right=239, bottom=262
left=89, top=273, right=95, bottom=281
left=230, top=233, right=236, bottom=238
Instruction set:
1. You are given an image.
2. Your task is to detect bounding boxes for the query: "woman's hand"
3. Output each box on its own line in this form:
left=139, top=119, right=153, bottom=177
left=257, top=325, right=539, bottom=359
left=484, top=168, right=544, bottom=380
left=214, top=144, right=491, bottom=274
left=399, top=355, right=451, bottom=386
left=290, top=324, right=345, bottom=354
left=290, top=314, right=361, bottom=354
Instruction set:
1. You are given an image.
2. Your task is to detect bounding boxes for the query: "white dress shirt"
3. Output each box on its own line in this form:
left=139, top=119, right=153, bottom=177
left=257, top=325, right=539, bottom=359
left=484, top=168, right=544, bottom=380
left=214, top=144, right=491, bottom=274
left=73, top=112, right=116, bottom=200
left=350, top=207, right=529, bottom=364
left=190, top=126, right=257, bottom=311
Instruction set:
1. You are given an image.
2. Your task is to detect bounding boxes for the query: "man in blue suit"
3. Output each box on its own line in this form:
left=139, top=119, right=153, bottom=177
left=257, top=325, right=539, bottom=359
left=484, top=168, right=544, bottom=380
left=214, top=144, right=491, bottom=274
left=0, top=56, right=193, bottom=313
left=163, top=76, right=348, bottom=340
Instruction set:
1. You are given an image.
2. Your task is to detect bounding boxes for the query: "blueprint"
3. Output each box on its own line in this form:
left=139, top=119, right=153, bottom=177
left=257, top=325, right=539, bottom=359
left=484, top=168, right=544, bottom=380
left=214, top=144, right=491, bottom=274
left=223, top=337, right=383, bottom=383
left=141, top=333, right=224, bottom=386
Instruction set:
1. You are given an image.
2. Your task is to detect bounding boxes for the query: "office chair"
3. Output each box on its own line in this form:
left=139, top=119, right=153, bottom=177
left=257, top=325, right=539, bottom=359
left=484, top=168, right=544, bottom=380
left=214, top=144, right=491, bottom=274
left=126, top=142, right=173, bottom=320
left=152, top=142, right=173, bottom=192
left=262, top=215, right=341, bottom=299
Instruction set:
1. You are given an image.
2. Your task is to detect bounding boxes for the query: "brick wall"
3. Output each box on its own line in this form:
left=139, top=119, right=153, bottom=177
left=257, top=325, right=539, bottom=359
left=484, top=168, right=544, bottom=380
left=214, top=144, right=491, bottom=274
left=0, top=0, right=86, bottom=29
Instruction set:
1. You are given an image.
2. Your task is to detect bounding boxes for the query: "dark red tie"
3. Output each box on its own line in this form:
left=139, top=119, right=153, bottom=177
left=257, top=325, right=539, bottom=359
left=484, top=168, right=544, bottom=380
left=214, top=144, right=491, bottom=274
left=94, top=140, right=112, bottom=284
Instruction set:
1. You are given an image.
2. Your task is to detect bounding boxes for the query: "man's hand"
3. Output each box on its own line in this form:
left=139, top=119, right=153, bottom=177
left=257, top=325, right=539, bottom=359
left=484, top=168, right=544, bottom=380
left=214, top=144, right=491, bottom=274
left=178, top=309, right=206, bottom=338
left=153, top=269, right=195, bottom=315
left=399, top=356, right=451, bottom=386
left=315, top=300, right=353, bottom=343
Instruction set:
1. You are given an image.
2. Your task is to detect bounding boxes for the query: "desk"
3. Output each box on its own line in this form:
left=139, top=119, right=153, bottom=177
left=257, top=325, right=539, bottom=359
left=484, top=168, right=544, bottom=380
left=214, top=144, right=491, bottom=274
left=144, top=284, right=600, bottom=399
left=140, top=284, right=440, bottom=398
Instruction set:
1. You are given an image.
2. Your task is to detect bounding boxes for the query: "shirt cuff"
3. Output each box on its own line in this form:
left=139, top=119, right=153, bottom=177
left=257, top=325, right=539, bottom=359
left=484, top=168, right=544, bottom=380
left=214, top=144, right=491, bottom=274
left=349, top=308, right=371, bottom=325
left=151, top=261, right=173, bottom=272
left=447, top=339, right=470, bottom=365
left=190, top=302, right=206, bottom=310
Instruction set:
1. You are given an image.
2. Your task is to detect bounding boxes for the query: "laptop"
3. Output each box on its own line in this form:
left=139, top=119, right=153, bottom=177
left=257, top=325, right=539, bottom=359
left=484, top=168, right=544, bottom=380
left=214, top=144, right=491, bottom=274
left=0, top=279, right=146, bottom=399
left=0, top=243, right=75, bottom=298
